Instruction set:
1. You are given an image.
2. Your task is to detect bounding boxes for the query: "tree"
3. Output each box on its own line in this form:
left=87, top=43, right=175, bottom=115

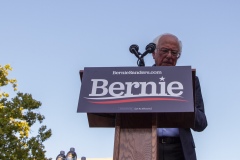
left=0, top=64, right=52, bottom=160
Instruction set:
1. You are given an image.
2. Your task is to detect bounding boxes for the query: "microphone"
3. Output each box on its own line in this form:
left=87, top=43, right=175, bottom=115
left=141, top=43, right=156, bottom=57
left=145, top=43, right=156, bottom=53
left=129, top=44, right=140, bottom=58
left=129, top=43, right=155, bottom=67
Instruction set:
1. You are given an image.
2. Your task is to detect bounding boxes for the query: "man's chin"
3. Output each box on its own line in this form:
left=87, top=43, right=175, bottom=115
left=162, top=63, right=174, bottom=66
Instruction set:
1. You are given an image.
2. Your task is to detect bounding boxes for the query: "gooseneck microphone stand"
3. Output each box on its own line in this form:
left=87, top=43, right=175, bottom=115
left=129, top=43, right=156, bottom=66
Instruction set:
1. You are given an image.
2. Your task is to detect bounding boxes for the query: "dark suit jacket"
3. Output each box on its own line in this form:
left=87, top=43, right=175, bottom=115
left=179, top=76, right=208, bottom=160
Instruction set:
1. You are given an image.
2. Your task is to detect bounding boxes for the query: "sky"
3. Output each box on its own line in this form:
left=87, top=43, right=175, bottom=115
left=1, top=0, right=240, bottom=159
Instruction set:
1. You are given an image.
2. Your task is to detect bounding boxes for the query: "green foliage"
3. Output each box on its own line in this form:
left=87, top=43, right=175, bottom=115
left=0, top=65, right=52, bottom=160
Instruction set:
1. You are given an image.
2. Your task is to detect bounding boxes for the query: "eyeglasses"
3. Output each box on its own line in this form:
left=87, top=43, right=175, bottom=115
left=155, top=48, right=180, bottom=58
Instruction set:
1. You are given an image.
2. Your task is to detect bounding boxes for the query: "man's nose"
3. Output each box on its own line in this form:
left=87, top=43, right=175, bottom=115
left=166, top=51, right=173, bottom=58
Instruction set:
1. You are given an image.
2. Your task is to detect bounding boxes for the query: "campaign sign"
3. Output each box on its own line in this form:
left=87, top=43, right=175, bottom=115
left=77, top=66, right=194, bottom=113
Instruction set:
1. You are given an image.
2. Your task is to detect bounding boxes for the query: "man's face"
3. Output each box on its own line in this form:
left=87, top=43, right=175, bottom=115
left=152, top=35, right=180, bottom=66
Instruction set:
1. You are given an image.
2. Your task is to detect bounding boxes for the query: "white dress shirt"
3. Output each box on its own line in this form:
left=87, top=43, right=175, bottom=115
left=157, top=128, right=179, bottom=137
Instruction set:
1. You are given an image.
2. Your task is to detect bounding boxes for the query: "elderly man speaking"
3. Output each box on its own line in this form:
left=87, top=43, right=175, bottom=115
left=152, top=33, right=207, bottom=160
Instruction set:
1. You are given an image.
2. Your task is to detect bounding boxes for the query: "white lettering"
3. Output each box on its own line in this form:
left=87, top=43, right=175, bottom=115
left=88, top=79, right=184, bottom=97
left=109, top=82, right=124, bottom=97
left=159, top=82, right=168, bottom=96
left=167, top=81, right=183, bottom=96
left=125, top=82, right=140, bottom=96
left=89, top=79, right=108, bottom=96
left=139, top=82, right=157, bottom=96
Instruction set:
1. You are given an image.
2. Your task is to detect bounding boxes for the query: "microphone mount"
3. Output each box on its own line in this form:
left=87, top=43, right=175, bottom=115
left=129, top=43, right=156, bottom=66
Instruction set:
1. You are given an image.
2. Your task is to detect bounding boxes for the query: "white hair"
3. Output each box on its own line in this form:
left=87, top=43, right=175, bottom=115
left=153, top=33, right=182, bottom=55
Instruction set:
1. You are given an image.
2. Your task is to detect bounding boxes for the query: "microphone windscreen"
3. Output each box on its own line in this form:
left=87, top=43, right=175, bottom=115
left=129, top=44, right=139, bottom=54
left=145, top=43, right=156, bottom=53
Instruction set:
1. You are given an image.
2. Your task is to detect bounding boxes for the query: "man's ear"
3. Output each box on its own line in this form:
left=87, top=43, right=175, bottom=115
left=177, top=54, right=181, bottom=59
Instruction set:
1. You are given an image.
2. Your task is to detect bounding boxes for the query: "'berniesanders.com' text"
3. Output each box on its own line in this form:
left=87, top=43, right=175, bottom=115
left=113, top=70, right=162, bottom=75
